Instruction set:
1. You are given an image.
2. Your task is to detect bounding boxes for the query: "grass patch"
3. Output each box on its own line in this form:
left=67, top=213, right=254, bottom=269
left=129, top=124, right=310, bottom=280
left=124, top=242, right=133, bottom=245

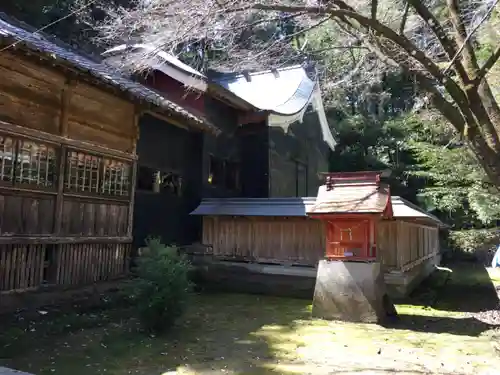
left=1, top=262, right=500, bottom=375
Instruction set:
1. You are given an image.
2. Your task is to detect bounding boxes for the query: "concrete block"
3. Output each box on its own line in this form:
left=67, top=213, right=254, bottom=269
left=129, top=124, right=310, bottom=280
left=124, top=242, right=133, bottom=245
left=312, top=260, right=397, bottom=323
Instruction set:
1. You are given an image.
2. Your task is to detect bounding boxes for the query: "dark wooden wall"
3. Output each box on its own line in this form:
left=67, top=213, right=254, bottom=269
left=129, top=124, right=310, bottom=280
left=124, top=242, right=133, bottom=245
left=134, top=114, right=203, bottom=247
left=202, top=97, right=242, bottom=198
left=0, top=51, right=137, bottom=295
left=269, top=112, right=330, bottom=198
left=238, top=122, right=270, bottom=198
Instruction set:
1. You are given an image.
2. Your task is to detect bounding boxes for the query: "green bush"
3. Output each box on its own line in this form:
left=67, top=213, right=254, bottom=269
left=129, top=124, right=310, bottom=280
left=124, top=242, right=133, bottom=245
left=449, top=229, right=499, bottom=253
left=127, top=238, right=193, bottom=334
left=447, top=229, right=499, bottom=263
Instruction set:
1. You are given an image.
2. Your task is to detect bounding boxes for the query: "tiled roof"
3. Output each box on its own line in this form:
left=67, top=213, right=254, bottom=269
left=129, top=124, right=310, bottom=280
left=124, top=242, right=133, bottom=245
left=0, top=14, right=218, bottom=133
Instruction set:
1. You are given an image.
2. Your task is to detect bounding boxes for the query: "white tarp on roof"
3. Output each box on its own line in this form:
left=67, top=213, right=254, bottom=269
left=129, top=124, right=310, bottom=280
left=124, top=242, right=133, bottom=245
left=213, top=66, right=337, bottom=151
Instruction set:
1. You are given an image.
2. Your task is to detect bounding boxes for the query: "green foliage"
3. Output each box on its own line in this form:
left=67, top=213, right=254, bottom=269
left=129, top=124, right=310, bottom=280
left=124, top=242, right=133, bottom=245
left=449, top=229, right=500, bottom=253
left=126, top=238, right=193, bottom=334
left=392, top=113, right=500, bottom=227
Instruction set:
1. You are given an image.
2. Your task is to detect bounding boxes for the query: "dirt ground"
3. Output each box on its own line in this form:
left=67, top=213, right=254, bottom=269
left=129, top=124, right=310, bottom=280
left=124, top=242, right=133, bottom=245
left=0, top=262, right=499, bottom=375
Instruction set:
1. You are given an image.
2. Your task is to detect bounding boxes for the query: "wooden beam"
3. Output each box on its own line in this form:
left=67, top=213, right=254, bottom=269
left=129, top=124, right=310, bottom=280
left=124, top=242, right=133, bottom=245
left=0, top=236, right=132, bottom=245
left=127, top=109, right=140, bottom=237
left=53, top=145, right=67, bottom=235
left=144, top=109, right=189, bottom=130
left=238, top=111, right=268, bottom=125
left=54, top=81, right=74, bottom=234
left=399, top=251, right=439, bottom=273
left=0, top=120, right=137, bottom=161
left=62, top=191, right=130, bottom=204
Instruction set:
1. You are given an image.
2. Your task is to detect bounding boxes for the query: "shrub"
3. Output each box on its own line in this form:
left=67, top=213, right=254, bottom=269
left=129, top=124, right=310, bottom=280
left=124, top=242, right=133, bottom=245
left=127, top=237, right=193, bottom=334
left=447, top=229, right=500, bottom=263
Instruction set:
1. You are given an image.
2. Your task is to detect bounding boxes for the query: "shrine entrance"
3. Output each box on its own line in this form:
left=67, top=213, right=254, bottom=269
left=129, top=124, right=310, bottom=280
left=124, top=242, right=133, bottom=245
left=326, top=219, right=373, bottom=260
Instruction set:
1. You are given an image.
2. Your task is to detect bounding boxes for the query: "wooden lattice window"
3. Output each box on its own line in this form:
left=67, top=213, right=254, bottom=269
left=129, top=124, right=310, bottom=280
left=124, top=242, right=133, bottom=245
left=0, top=135, right=56, bottom=188
left=65, top=151, right=102, bottom=193
left=101, top=158, right=131, bottom=196
left=0, top=135, right=15, bottom=183
left=16, top=139, right=57, bottom=188
left=65, top=150, right=131, bottom=197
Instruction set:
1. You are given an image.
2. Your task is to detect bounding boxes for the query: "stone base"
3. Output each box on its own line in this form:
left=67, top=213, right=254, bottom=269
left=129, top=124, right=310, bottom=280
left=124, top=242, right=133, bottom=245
left=312, top=260, right=397, bottom=323
left=385, top=254, right=441, bottom=298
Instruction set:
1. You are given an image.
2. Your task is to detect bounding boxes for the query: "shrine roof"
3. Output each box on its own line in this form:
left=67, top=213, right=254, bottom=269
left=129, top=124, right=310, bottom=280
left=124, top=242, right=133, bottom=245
left=307, top=171, right=391, bottom=215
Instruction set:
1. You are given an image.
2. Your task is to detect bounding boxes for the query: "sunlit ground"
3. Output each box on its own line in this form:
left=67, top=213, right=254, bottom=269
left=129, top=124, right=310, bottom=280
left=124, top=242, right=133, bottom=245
left=1, top=262, right=499, bottom=375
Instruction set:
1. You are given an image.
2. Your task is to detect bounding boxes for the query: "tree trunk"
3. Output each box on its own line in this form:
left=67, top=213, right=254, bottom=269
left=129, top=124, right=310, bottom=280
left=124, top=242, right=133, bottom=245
left=468, top=132, right=500, bottom=189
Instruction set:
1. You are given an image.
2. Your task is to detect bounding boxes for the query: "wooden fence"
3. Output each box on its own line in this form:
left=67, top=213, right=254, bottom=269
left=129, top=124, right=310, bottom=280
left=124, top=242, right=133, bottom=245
left=202, top=216, right=440, bottom=273
left=0, top=243, right=131, bottom=293
left=377, top=220, right=439, bottom=272
left=202, top=216, right=325, bottom=266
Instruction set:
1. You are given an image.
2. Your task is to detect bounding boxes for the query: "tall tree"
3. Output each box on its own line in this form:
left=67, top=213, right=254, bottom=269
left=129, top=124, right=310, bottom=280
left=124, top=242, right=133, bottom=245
left=83, top=0, right=500, bottom=188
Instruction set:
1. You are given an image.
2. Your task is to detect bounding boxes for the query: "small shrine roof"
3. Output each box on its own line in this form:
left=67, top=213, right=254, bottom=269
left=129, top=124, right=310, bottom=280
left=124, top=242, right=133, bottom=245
left=307, top=183, right=391, bottom=215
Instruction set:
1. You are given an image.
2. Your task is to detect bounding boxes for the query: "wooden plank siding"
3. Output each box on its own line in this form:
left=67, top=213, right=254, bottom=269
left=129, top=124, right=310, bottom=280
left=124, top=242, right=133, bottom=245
left=377, top=220, right=440, bottom=272
left=202, top=216, right=325, bottom=266
left=202, top=216, right=440, bottom=273
left=0, top=52, right=138, bottom=294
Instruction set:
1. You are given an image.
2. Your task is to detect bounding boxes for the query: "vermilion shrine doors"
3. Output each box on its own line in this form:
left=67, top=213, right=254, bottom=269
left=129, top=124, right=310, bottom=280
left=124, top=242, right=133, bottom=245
left=325, top=218, right=376, bottom=260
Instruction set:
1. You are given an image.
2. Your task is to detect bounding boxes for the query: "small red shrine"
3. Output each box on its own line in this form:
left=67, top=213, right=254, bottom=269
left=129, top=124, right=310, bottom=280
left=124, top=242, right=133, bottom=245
left=308, top=171, right=393, bottom=261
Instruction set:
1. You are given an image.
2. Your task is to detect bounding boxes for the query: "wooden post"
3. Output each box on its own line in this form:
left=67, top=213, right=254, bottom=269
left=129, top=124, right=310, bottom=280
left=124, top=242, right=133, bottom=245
left=396, top=221, right=403, bottom=270
left=126, top=108, right=140, bottom=238
left=53, top=80, right=74, bottom=235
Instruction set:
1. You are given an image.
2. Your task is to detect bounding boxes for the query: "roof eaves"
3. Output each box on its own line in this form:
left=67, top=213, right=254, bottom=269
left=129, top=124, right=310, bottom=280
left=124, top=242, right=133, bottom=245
left=392, top=196, right=447, bottom=227
left=0, top=14, right=219, bottom=134
left=207, top=81, right=257, bottom=111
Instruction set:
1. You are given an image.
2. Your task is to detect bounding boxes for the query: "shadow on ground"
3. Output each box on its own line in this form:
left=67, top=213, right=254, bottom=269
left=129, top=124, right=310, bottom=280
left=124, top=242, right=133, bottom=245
left=1, top=261, right=499, bottom=375
left=0, top=293, right=314, bottom=375
left=384, top=314, right=495, bottom=336
left=399, top=261, right=499, bottom=313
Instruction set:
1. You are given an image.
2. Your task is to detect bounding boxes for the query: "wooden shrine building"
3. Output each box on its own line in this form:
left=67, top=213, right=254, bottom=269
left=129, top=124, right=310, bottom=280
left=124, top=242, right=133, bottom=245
left=0, top=14, right=215, bottom=304
left=191, top=172, right=445, bottom=298
left=102, top=44, right=337, bottom=250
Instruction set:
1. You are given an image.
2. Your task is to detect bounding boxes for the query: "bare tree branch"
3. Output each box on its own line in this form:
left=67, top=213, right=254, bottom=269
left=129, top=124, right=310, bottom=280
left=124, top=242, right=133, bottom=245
left=399, top=1, right=410, bottom=35
left=371, top=0, right=378, bottom=20
left=475, top=45, right=500, bottom=83
left=87, top=0, right=500, bottom=186
left=406, top=0, right=469, bottom=82
left=443, top=0, right=499, bottom=75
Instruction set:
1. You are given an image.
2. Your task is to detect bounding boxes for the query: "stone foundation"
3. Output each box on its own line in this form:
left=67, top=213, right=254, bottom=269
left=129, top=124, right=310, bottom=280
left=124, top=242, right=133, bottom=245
left=312, top=260, right=396, bottom=323
left=193, top=257, right=439, bottom=302
left=384, top=254, right=441, bottom=298
left=198, top=262, right=316, bottom=299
